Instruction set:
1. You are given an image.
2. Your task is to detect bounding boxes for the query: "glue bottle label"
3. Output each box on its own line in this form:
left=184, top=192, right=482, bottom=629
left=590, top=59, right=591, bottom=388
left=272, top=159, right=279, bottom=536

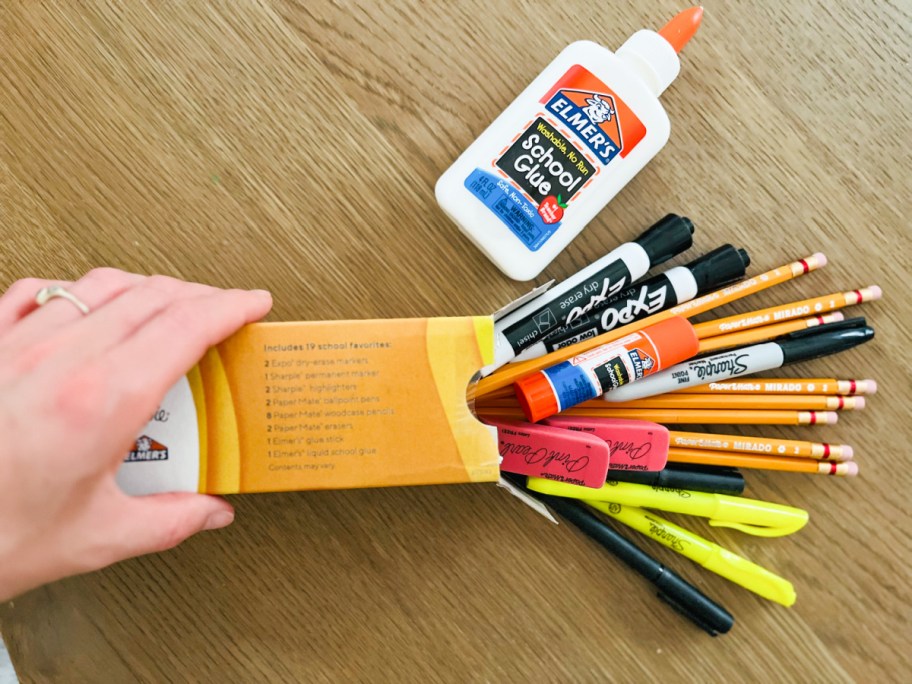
left=464, top=65, right=646, bottom=251
left=543, top=331, right=660, bottom=410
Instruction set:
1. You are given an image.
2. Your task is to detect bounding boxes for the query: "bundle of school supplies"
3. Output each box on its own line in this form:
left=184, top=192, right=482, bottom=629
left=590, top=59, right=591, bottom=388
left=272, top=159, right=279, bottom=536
left=475, top=215, right=881, bottom=635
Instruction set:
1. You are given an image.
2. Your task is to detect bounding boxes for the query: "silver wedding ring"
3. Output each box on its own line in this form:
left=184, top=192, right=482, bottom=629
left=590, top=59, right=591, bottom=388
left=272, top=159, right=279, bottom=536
left=35, top=285, right=91, bottom=315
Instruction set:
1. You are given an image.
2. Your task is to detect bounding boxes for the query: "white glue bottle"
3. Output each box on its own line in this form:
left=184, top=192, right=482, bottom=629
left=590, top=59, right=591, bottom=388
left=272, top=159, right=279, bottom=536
left=436, top=7, right=703, bottom=281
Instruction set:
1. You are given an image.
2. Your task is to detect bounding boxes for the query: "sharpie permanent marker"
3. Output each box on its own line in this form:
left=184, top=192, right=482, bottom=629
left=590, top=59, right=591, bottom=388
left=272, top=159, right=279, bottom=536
left=604, top=318, right=875, bottom=402
left=483, top=214, right=694, bottom=374
left=503, top=475, right=734, bottom=635
left=514, top=245, right=750, bottom=361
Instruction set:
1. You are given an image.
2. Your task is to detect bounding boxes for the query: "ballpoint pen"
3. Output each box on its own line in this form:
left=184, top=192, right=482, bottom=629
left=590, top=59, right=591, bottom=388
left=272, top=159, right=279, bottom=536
left=588, top=501, right=796, bottom=606
left=526, top=477, right=808, bottom=537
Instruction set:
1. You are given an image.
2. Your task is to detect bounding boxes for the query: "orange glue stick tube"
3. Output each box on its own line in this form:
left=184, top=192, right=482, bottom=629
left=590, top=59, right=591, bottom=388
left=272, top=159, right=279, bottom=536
left=514, top=316, right=698, bottom=422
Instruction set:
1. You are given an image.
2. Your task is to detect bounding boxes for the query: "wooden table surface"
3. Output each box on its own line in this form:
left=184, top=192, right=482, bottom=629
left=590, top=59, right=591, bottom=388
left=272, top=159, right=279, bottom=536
left=2, top=1, right=910, bottom=681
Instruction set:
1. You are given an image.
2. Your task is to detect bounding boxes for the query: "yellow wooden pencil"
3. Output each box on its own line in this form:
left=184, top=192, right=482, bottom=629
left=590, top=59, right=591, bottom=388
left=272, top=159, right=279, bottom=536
left=667, top=447, right=858, bottom=476
left=693, top=285, right=882, bottom=339
left=667, top=431, right=853, bottom=461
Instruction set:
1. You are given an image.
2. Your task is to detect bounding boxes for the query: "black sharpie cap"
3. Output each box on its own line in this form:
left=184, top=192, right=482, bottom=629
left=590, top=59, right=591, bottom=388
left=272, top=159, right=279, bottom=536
left=607, top=464, right=745, bottom=495
left=685, top=245, right=751, bottom=294
left=779, top=317, right=875, bottom=364
left=634, top=214, right=695, bottom=267
left=655, top=569, right=735, bottom=636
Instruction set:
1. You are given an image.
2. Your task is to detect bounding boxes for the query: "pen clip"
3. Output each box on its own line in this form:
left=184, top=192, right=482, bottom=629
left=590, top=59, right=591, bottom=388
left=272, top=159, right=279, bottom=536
left=708, top=517, right=807, bottom=538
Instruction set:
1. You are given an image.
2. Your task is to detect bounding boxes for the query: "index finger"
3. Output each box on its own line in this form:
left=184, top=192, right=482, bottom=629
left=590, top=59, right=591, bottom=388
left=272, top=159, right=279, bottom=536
left=107, top=288, right=273, bottom=416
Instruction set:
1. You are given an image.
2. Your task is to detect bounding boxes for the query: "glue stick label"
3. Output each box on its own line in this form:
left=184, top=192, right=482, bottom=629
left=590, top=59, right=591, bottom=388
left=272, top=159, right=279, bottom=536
left=543, top=331, right=659, bottom=410
left=464, top=65, right=646, bottom=251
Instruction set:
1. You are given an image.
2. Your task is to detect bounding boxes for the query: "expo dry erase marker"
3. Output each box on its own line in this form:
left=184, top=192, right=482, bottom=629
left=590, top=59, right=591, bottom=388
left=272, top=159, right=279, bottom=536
left=606, top=464, right=745, bottom=495
left=604, top=318, right=875, bottom=402
left=514, top=316, right=698, bottom=422
left=483, top=214, right=694, bottom=374
left=503, top=475, right=734, bottom=635
left=513, top=245, right=750, bottom=361
left=436, top=8, right=704, bottom=280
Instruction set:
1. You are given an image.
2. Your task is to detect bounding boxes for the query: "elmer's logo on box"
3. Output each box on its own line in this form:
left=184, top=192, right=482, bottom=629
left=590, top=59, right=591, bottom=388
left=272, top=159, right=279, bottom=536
left=126, top=435, right=169, bottom=462
left=541, top=65, right=647, bottom=164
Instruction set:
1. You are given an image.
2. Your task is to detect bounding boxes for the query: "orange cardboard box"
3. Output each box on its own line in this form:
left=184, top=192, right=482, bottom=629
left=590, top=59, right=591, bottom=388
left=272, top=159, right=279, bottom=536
left=116, top=317, right=501, bottom=495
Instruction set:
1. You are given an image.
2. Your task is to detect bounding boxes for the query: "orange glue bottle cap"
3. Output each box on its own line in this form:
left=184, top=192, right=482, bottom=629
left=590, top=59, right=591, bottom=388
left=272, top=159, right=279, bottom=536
left=659, top=6, right=704, bottom=54
left=617, top=7, right=703, bottom=96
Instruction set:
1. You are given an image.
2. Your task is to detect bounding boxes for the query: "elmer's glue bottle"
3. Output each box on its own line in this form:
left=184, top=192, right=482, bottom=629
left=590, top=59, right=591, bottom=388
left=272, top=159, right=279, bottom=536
left=436, top=7, right=703, bottom=281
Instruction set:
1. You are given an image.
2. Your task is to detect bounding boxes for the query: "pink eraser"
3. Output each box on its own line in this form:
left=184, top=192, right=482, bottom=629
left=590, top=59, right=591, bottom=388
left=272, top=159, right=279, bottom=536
left=866, top=379, right=878, bottom=394
left=854, top=396, right=866, bottom=410
left=841, top=445, right=854, bottom=460
left=812, top=252, right=828, bottom=267
left=844, top=461, right=859, bottom=477
left=868, top=285, right=883, bottom=300
left=542, top=417, right=670, bottom=472
left=485, top=418, right=610, bottom=488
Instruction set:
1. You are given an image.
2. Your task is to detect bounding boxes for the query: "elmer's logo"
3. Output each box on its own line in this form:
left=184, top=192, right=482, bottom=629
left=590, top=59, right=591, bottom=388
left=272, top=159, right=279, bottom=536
left=126, top=435, right=169, bottom=462
left=545, top=89, right=623, bottom=163
left=540, top=65, right=647, bottom=165
left=628, top=348, right=656, bottom=376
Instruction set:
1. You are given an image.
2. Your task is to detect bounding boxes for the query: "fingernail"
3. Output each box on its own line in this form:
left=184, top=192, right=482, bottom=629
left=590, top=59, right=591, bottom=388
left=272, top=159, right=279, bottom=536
left=251, top=289, right=272, bottom=299
left=203, top=510, right=235, bottom=531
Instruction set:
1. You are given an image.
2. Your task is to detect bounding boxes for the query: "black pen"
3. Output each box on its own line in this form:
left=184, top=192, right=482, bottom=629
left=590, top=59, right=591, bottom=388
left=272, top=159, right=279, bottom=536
left=505, top=474, right=734, bottom=635
left=606, top=464, right=745, bottom=495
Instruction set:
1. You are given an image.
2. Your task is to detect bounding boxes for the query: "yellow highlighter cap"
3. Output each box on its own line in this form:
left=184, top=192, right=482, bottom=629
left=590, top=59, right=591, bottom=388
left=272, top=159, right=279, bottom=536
left=703, top=547, right=797, bottom=607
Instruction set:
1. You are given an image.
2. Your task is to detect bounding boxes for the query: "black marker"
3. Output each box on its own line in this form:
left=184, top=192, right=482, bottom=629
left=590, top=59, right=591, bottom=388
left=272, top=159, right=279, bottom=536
left=514, top=245, right=751, bottom=361
left=607, top=464, right=746, bottom=496
left=606, top=317, right=875, bottom=402
left=504, top=473, right=734, bottom=635
left=483, top=214, right=694, bottom=374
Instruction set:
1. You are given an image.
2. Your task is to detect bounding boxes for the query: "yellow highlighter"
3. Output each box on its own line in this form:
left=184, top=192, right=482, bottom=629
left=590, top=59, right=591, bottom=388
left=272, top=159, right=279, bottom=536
left=526, top=478, right=808, bottom=537
left=588, top=501, right=797, bottom=607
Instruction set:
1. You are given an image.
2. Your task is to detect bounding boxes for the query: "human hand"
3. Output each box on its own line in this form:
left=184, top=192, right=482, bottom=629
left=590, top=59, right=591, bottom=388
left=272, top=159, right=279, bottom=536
left=0, top=268, right=272, bottom=600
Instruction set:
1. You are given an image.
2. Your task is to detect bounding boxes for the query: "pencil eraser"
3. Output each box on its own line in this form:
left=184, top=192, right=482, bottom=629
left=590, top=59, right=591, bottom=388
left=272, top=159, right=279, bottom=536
left=485, top=418, right=610, bottom=488
left=867, top=285, right=883, bottom=301
left=812, top=252, right=827, bottom=268
left=866, top=379, right=878, bottom=394
left=822, top=411, right=839, bottom=424
left=844, top=461, right=859, bottom=477
left=853, top=396, right=866, bottom=410
left=542, top=417, right=669, bottom=472
left=840, top=445, right=854, bottom=460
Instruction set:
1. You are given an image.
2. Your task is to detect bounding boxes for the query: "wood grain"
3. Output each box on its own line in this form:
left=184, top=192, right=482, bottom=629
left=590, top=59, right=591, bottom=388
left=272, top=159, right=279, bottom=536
left=2, top=1, right=910, bottom=681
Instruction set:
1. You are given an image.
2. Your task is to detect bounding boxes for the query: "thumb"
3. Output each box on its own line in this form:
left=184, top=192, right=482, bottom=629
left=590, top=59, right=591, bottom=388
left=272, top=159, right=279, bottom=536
left=119, top=493, right=234, bottom=557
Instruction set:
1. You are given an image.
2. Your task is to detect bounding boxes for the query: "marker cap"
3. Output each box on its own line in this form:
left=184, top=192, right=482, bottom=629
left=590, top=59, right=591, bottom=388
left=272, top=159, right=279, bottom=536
left=685, top=245, right=751, bottom=294
left=633, top=214, right=694, bottom=267
left=778, top=317, right=875, bottom=364
left=515, top=373, right=559, bottom=423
